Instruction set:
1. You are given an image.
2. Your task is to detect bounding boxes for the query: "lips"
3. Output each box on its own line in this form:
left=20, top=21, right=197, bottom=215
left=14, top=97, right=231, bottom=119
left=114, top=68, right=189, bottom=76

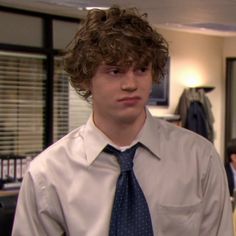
left=117, top=96, right=141, bottom=105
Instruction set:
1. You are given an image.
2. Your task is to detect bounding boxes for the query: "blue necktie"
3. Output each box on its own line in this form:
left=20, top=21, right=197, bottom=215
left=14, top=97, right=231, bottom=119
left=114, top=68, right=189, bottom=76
left=104, top=143, right=154, bottom=236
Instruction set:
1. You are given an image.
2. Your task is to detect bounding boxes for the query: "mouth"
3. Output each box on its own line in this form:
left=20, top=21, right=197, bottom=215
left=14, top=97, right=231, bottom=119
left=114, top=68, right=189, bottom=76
left=117, top=96, right=141, bottom=105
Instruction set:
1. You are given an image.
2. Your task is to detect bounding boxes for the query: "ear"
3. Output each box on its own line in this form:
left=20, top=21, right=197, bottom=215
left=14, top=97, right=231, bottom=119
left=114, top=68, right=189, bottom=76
left=80, top=80, right=92, bottom=93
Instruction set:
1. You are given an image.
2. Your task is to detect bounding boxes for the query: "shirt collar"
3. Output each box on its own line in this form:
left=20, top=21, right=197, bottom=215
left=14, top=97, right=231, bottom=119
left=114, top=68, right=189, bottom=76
left=136, top=110, right=162, bottom=160
left=83, top=108, right=162, bottom=165
left=83, top=116, right=110, bottom=165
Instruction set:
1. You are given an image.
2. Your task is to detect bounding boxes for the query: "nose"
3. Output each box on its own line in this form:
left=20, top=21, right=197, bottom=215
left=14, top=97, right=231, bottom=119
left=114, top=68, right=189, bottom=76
left=121, top=70, right=137, bottom=91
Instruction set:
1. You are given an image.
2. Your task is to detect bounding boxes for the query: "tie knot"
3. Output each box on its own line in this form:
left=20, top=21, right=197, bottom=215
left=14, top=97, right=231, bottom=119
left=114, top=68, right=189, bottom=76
left=103, top=143, right=140, bottom=172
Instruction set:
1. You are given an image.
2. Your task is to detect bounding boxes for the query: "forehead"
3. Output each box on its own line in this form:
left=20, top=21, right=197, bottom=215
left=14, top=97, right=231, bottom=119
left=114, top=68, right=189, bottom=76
left=98, top=45, right=153, bottom=66
left=99, top=60, right=152, bottom=68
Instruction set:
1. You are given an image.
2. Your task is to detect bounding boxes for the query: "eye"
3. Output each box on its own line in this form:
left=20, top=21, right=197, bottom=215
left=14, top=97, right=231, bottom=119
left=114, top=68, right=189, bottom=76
left=135, top=66, right=149, bottom=74
left=110, top=68, right=120, bottom=75
left=107, top=66, right=125, bottom=76
left=139, top=67, right=147, bottom=72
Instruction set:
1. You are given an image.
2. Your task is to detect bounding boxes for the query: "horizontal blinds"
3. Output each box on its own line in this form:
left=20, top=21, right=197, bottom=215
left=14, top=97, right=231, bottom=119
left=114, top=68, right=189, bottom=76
left=53, top=57, right=69, bottom=142
left=53, top=57, right=92, bottom=142
left=69, top=87, right=92, bottom=131
left=0, top=52, right=46, bottom=156
left=0, top=53, right=92, bottom=155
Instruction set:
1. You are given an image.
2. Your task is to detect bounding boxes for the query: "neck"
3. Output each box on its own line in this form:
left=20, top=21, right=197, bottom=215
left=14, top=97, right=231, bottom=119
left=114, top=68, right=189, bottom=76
left=93, top=111, right=146, bottom=147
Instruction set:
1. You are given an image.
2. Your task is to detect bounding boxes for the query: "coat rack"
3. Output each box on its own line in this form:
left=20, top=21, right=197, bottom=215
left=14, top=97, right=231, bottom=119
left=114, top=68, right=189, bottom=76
left=194, top=86, right=215, bottom=93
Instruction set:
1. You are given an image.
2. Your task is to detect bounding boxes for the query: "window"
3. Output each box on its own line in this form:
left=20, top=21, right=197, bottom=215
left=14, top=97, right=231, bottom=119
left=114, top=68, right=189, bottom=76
left=53, top=57, right=69, bottom=142
left=225, top=58, right=236, bottom=156
left=0, top=51, right=46, bottom=155
left=68, top=85, right=92, bottom=131
left=0, top=7, right=90, bottom=157
left=53, top=57, right=92, bottom=142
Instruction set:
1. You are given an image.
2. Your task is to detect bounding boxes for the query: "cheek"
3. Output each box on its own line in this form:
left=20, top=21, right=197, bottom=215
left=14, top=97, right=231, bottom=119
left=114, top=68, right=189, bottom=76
left=141, top=78, right=153, bottom=92
left=91, top=84, right=113, bottom=101
left=90, top=80, right=104, bottom=97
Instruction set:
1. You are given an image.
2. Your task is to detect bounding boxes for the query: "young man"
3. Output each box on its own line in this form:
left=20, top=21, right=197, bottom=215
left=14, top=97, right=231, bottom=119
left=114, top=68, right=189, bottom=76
left=12, top=6, right=233, bottom=236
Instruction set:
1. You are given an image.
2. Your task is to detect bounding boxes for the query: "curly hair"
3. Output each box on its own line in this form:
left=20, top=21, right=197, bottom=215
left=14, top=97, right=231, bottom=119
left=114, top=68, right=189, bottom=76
left=64, top=6, right=169, bottom=100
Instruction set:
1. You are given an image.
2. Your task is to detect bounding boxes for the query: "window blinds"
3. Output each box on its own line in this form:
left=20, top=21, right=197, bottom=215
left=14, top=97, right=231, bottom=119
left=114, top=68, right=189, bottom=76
left=0, top=53, right=92, bottom=156
left=0, top=52, right=46, bottom=156
left=53, top=57, right=92, bottom=141
left=53, top=57, right=69, bottom=142
left=69, top=86, right=92, bottom=131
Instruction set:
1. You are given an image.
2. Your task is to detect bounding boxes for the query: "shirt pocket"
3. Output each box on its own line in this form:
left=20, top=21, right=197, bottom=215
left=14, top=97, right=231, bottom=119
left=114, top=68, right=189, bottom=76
left=155, top=201, right=202, bottom=236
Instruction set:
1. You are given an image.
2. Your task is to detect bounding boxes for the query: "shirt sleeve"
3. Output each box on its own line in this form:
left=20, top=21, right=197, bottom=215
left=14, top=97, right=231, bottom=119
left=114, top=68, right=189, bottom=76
left=12, top=170, right=65, bottom=236
left=199, top=147, right=234, bottom=236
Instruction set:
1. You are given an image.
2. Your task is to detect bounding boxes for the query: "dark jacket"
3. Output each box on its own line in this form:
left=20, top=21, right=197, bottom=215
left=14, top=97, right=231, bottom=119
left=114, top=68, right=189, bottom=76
left=185, top=101, right=208, bottom=140
left=225, top=163, right=234, bottom=197
left=175, top=88, right=214, bottom=142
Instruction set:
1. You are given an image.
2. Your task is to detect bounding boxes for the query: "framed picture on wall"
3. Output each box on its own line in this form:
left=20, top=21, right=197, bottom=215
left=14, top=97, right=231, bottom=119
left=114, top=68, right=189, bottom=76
left=148, top=58, right=170, bottom=106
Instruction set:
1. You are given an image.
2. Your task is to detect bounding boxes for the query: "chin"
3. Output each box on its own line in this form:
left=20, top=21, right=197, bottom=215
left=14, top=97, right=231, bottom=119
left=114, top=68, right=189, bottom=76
left=116, top=109, right=146, bottom=124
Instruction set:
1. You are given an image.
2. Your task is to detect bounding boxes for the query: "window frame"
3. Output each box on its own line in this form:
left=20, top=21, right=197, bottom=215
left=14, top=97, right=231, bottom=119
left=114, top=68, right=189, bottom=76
left=0, top=5, right=81, bottom=152
left=225, top=57, right=236, bottom=160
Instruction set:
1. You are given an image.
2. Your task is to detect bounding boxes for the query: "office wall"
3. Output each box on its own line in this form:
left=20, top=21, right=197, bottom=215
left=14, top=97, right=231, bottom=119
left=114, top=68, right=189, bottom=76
left=224, top=37, right=236, bottom=57
left=149, top=29, right=226, bottom=156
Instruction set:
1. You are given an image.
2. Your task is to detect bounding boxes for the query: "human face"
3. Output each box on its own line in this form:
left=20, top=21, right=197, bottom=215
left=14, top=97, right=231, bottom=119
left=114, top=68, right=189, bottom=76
left=90, top=63, right=153, bottom=126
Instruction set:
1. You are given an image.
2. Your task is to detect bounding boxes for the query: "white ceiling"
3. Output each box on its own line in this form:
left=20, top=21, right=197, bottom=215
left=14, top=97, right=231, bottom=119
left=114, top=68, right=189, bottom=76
left=1, top=0, right=236, bottom=36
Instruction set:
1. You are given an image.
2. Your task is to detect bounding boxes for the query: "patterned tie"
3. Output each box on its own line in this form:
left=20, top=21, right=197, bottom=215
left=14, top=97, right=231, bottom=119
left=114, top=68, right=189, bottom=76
left=104, top=143, right=154, bottom=236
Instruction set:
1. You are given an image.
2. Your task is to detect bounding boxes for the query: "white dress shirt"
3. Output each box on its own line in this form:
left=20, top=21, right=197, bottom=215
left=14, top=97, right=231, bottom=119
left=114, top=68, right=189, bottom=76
left=12, top=110, right=233, bottom=236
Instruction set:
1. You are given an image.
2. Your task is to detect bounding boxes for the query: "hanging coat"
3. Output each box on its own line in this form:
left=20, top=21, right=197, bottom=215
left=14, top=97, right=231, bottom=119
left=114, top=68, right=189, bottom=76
left=185, top=101, right=208, bottom=139
left=175, top=88, right=214, bottom=142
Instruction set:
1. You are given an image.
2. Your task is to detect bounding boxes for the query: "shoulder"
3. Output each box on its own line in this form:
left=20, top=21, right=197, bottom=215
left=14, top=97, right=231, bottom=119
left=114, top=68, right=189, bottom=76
left=154, top=119, right=225, bottom=185
left=155, top=118, right=218, bottom=162
left=144, top=113, right=216, bottom=162
left=28, top=125, right=86, bottom=178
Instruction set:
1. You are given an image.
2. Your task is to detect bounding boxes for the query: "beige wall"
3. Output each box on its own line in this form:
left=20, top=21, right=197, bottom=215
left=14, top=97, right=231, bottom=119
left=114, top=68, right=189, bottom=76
left=149, top=29, right=236, bottom=157
left=224, top=37, right=236, bottom=57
